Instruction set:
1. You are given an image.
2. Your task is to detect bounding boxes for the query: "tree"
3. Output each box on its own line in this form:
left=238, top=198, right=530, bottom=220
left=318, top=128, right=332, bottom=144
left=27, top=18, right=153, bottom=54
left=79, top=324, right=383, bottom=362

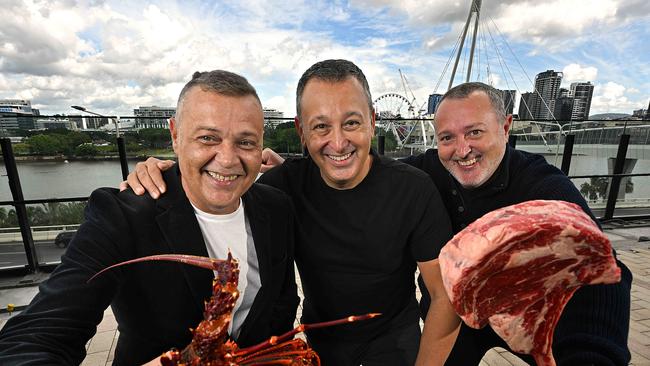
left=372, top=129, right=398, bottom=152
left=580, top=177, right=634, bottom=201
left=28, top=134, right=65, bottom=155
left=264, top=123, right=302, bottom=153
left=75, top=143, right=98, bottom=156
left=139, top=128, right=171, bottom=149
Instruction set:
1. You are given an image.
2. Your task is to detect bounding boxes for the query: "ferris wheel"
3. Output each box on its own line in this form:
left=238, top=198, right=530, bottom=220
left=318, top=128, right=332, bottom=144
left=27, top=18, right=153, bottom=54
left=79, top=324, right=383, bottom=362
left=373, top=93, right=415, bottom=120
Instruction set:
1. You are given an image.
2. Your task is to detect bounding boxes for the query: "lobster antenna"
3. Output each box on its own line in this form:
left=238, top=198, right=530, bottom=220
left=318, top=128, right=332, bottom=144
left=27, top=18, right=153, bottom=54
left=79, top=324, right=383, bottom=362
left=87, top=254, right=228, bottom=283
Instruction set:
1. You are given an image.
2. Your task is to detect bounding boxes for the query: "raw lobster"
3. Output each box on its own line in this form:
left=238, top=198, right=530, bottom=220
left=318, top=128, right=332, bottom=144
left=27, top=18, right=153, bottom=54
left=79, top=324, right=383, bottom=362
left=90, top=253, right=379, bottom=365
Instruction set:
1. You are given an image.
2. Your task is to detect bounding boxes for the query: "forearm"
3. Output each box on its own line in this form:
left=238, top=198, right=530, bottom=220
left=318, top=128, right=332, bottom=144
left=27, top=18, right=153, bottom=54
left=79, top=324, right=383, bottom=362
left=553, top=260, right=632, bottom=365
left=415, top=295, right=461, bottom=365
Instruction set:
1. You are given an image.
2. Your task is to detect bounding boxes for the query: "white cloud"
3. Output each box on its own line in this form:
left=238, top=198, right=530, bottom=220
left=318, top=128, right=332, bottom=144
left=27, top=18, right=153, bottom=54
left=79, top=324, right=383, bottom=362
left=0, top=0, right=647, bottom=119
left=590, top=81, right=639, bottom=114
left=562, top=63, right=598, bottom=83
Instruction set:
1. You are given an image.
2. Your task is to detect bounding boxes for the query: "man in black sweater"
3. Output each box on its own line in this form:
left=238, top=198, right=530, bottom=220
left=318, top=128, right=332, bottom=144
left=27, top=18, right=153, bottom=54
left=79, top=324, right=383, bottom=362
left=402, top=82, right=631, bottom=366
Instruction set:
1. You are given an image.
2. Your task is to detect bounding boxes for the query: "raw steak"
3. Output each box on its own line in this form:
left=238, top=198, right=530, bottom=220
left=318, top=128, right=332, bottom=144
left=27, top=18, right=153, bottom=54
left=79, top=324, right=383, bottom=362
left=438, top=200, right=621, bottom=366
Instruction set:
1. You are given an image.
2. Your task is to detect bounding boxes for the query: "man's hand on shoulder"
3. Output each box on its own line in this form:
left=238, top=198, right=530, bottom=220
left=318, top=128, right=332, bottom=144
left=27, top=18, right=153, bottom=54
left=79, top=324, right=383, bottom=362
left=261, top=148, right=285, bottom=173
left=119, top=157, right=175, bottom=198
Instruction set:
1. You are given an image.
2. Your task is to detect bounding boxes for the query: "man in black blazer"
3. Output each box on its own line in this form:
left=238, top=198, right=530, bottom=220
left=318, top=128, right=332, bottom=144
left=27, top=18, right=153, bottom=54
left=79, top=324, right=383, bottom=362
left=0, top=70, right=299, bottom=365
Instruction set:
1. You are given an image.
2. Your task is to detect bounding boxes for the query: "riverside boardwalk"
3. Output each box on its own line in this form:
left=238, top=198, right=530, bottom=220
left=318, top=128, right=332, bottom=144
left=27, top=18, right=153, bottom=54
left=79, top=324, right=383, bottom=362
left=1, top=224, right=649, bottom=365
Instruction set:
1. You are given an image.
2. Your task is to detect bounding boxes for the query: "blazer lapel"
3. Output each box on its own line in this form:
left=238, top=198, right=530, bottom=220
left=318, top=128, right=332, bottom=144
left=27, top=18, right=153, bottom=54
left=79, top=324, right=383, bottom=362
left=237, top=186, right=272, bottom=340
left=155, top=167, right=213, bottom=315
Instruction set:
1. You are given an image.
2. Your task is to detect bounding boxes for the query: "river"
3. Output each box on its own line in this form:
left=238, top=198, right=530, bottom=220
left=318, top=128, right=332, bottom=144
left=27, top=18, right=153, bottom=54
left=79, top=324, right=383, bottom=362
left=1, top=154, right=649, bottom=202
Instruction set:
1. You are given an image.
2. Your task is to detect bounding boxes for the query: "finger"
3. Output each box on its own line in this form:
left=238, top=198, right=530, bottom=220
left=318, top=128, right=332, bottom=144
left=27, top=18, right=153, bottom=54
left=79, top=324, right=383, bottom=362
left=119, top=181, right=128, bottom=192
left=148, top=162, right=168, bottom=194
left=136, top=164, right=162, bottom=198
left=260, top=164, right=273, bottom=173
left=126, top=163, right=146, bottom=196
left=157, top=160, right=175, bottom=170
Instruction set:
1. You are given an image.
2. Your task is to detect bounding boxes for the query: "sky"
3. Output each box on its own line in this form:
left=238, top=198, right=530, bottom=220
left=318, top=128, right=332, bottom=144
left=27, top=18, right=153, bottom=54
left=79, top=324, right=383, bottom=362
left=1, top=0, right=648, bottom=118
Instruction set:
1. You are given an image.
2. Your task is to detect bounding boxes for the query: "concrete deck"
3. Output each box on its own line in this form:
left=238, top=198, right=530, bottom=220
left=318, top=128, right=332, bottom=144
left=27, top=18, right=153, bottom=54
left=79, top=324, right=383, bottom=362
left=1, top=224, right=649, bottom=365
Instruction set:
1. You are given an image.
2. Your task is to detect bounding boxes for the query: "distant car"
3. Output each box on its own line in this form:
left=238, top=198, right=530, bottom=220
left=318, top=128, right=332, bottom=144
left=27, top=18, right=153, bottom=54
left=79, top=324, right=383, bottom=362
left=54, top=231, right=76, bottom=248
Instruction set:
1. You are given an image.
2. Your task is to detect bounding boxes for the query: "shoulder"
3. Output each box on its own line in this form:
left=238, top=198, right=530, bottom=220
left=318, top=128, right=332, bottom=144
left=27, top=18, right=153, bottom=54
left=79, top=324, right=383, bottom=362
left=246, top=183, right=293, bottom=211
left=510, top=149, right=567, bottom=183
left=258, top=157, right=310, bottom=189
left=376, top=155, right=435, bottom=187
left=85, top=187, right=159, bottom=225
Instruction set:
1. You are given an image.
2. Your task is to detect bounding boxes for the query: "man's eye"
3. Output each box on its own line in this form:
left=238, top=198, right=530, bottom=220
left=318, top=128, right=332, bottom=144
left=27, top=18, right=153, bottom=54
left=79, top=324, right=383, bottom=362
left=439, top=135, right=451, bottom=142
left=199, top=136, right=216, bottom=142
left=313, top=123, right=327, bottom=130
left=468, top=130, right=482, bottom=137
left=240, top=140, right=257, bottom=148
left=344, top=120, right=360, bottom=129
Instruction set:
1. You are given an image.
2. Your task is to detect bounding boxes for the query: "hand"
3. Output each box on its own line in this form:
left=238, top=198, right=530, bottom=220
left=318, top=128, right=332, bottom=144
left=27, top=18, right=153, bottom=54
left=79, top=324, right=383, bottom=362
left=261, top=148, right=285, bottom=173
left=119, top=157, right=175, bottom=198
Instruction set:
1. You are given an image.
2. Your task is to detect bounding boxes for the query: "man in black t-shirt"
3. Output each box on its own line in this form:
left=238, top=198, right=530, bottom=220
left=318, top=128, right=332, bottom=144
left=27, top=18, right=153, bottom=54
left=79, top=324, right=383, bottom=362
left=123, top=60, right=459, bottom=366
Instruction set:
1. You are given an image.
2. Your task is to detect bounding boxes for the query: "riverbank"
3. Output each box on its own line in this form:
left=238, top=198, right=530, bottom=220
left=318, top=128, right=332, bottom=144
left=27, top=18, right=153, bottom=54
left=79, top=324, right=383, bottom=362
left=2, top=153, right=176, bottom=163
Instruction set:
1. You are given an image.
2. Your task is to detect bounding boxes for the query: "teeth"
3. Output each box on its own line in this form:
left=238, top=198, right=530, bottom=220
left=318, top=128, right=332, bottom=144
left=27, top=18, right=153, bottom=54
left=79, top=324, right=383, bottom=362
left=327, top=152, right=352, bottom=162
left=207, top=171, right=238, bottom=181
left=458, top=158, right=477, bottom=166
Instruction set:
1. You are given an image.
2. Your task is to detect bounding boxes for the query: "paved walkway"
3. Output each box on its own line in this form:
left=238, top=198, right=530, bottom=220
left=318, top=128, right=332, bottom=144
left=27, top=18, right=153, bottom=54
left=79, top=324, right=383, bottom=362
left=1, top=225, right=649, bottom=365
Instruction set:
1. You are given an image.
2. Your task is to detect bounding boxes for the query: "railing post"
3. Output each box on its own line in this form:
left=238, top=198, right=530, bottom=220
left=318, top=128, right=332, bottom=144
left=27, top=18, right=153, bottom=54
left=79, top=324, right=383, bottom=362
left=117, top=136, right=129, bottom=180
left=0, top=138, right=38, bottom=271
left=561, top=134, right=575, bottom=175
left=508, top=134, right=517, bottom=148
left=603, top=134, right=630, bottom=220
left=377, top=135, right=385, bottom=155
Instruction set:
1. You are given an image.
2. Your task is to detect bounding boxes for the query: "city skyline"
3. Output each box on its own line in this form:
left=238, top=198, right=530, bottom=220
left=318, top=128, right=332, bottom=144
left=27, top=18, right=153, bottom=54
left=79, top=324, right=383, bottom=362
left=0, top=0, right=648, bottom=117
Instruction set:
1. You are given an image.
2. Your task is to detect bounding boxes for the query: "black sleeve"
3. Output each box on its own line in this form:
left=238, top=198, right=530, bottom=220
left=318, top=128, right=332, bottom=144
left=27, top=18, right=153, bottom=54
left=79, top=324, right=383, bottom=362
left=409, top=179, right=453, bottom=262
left=268, top=196, right=300, bottom=334
left=257, top=164, right=287, bottom=191
left=399, top=153, right=424, bottom=169
left=0, top=189, right=131, bottom=365
left=529, top=173, right=632, bottom=365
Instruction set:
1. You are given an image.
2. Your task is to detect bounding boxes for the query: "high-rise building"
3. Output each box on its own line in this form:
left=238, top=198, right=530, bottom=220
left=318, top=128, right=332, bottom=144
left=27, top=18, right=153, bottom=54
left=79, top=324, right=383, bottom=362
left=554, top=96, right=574, bottom=122
left=569, top=82, right=594, bottom=120
left=134, top=106, right=175, bottom=129
left=263, top=108, right=286, bottom=127
left=499, top=90, right=516, bottom=115
left=531, top=70, right=563, bottom=120
left=69, top=115, right=111, bottom=130
left=518, top=92, right=535, bottom=120
left=427, top=94, right=444, bottom=115
left=0, top=99, right=37, bottom=131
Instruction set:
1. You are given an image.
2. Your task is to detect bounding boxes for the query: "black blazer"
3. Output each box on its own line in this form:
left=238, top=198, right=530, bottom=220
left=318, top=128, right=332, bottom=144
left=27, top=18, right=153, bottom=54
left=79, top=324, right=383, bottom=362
left=0, top=167, right=299, bottom=365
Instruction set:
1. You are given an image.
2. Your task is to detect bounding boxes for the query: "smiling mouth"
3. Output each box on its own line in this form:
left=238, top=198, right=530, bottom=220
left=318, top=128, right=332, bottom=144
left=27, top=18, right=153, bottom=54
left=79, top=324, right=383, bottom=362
left=206, top=171, right=239, bottom=181
left=326, top=152, right=352, bottom=162
left=457, top=157, right=478, bottom=166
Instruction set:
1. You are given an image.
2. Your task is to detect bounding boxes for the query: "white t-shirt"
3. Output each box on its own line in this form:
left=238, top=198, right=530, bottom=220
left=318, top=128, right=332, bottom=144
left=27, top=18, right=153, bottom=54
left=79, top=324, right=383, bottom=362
left=191, top=199, right=261, bottom=339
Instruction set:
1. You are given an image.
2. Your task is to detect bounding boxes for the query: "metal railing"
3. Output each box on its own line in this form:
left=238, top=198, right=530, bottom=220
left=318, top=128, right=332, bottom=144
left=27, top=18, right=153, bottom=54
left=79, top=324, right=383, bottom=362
left=2, top=117, right=650, bottom=273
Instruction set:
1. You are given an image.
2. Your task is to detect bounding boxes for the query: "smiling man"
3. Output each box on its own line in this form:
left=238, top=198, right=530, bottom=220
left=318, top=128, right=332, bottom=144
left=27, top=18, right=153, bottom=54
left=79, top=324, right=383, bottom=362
left=404, top=82, right=632, bottom=366
left=255, top=60, right=459, bottom=366
left=0, top=70, right=299, bottom=366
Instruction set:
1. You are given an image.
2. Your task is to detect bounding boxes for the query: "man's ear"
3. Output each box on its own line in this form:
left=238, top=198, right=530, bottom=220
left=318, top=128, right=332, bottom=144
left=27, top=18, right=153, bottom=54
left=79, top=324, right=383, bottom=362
left=294, top=116, right=306, bottom=146
left=503, top=114, right=513, bottom=139
left=169, top=117, right=179, bottom=154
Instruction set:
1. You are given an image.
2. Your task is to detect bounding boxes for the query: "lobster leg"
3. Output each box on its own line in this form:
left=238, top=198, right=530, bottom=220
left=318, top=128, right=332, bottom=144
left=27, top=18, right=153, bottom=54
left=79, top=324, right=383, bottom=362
left=234, top=313, right=380, bottom=358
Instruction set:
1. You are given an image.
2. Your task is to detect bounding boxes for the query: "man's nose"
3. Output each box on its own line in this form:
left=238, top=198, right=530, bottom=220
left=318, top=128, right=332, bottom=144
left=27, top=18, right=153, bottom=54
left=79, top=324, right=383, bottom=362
left=455, top=138, right=472, bottom=158
left=214, top=142, right=237, bottom=166
left=330, top=127, right=349, bottom=152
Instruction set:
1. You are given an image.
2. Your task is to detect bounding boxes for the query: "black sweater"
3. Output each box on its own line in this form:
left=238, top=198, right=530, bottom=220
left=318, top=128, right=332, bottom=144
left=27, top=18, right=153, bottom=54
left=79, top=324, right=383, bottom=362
left=402, top=146, right=632, bottom=366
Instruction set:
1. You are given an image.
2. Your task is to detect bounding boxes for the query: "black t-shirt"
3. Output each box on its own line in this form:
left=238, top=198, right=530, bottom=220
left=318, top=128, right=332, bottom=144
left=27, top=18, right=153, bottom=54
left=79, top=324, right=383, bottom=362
left=259, top=152, right=452, bottom=341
